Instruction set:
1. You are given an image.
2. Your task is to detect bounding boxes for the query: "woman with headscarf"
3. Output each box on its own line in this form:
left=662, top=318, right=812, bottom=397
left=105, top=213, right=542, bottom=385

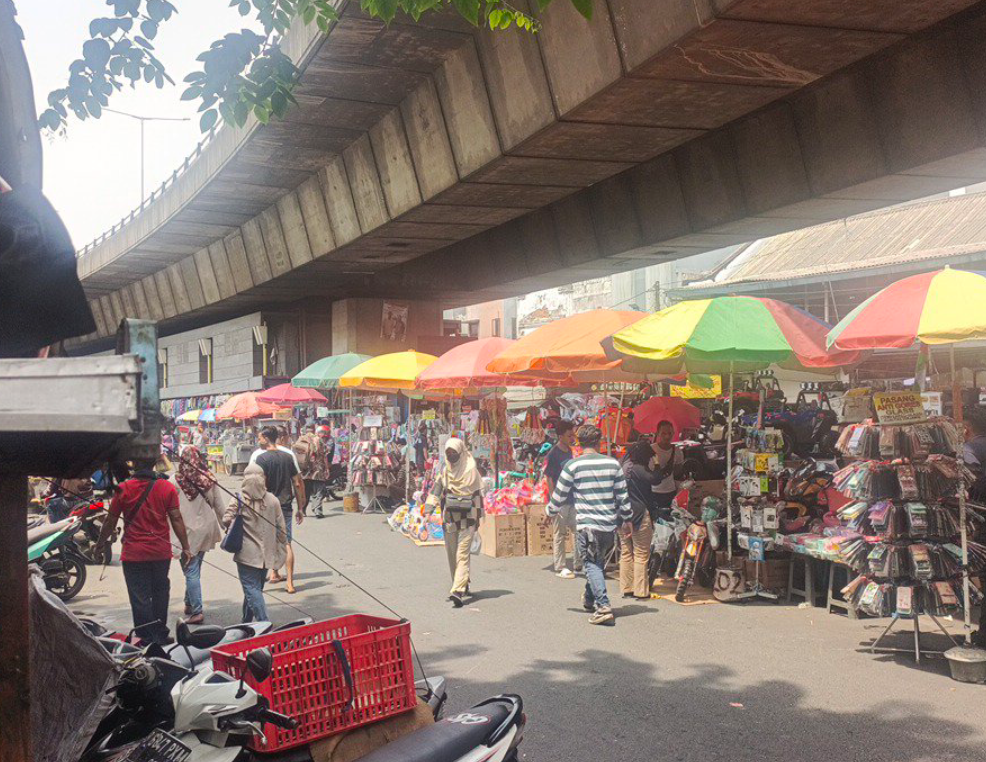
left=170, top=446, right=224, bottom=623
left=222, top=463, right=287, bottom=622
left=620, top=439, right=663, bottom=600
left=429, top=438, right=484, bottom=607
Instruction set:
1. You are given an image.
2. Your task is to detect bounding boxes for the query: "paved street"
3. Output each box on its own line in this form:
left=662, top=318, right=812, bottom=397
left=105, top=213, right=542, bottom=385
left=72, top=495, right=986, bottom=762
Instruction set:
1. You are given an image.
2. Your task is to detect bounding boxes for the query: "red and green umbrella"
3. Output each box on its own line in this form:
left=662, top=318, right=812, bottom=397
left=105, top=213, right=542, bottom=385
left=607, top=296, right=860, bottom=374
left=828, top=267, right=986, bottom=349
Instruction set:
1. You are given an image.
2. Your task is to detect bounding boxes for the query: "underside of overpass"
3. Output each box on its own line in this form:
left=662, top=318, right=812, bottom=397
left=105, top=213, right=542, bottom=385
left=73, top=0, right=986, bottom=350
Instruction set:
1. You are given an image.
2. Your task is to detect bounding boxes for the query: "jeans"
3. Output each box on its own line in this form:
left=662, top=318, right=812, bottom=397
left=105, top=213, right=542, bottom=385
left=122, top=559, right=171, bottom=644
left=552, top=505, right=582, bottom=572
left=238, top=563, right=268, bottom=623
left=304, top=479, right=325, bottom=515
left=577, top=529, right=616, bottom=610
left=182, top=551, right=205, bottom=615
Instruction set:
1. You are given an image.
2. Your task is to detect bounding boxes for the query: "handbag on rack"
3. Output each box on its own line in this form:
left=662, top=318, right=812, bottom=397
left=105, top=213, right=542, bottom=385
left=221, top=494, right=245, bottom=554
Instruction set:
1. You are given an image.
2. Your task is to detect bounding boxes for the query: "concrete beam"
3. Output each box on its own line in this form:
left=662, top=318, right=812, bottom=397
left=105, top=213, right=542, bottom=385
left=318, top=158, right=362, bottom=246
left=368, top=108, right=422, bottom=217
left=401, top=79, right=458, bottom=200
left=276, top=192, right=315, bottom=268
left=296, top=174, right=336, bottom=257
left=207, top=241, right=237, bottom=300
left=193, top=246, right=222, bottom=305
left=343, top=134, right=390, bottom=232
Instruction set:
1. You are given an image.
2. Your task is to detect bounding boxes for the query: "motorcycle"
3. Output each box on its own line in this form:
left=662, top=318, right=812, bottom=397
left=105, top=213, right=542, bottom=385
left=27, top=517, right=87, bottom=601
left=69, top=499, right=116, bottom=565
left=778, top=458, right=838, bottom=532
left=323, top=463, right=347, bottom=501
left=673, top=500, right=723, bottom=603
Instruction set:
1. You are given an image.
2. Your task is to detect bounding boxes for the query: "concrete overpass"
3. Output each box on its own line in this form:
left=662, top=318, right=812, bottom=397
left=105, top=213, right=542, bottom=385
left=73, top=0, right=986, bottom=350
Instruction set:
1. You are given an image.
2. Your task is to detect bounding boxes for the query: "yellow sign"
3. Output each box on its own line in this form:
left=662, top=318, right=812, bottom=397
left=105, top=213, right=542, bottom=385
left=671, top=375, right=722, bottom=400
left=754, top=453, right=773, bottom=473
left=421, top=409, right=437, bottom=420
left=873, top=392, right=926, bottom=425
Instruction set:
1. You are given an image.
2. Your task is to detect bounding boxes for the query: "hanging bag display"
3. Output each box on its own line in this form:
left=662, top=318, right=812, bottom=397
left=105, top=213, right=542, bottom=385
left=221, top=494, right=246, bottom=554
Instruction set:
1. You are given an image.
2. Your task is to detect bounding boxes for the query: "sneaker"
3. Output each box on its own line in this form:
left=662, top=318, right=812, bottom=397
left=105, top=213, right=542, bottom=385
left=556, top=569, right=576, bottom=579
left=589, top=607, right=615, bottom=625
left=582, top=592, right=595, bottom=612
left=449, top=593, right=464, bottom=608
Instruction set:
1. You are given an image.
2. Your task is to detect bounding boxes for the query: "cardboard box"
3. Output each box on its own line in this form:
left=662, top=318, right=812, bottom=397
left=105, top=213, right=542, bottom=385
left=525, top=504, right=553, bottom=556
left=479, top=513, right=527, bottom=558
left=744, top=558, right=789, bottom=591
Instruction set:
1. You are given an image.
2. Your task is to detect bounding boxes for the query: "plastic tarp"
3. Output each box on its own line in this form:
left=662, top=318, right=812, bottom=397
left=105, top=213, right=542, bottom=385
left=28, top=568, right=117, bottom=762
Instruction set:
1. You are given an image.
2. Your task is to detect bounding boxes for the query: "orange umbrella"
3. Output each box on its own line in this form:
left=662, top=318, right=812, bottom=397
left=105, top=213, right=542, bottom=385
left=486, top=309, right=650, bottom=382
left=216, top=392, right=283, bottom=421
left=418, top=338, right=567, bottom=391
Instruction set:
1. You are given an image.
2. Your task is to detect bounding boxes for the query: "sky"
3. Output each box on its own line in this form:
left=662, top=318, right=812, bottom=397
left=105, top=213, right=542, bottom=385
left=18, top=1, right=251, bottom=247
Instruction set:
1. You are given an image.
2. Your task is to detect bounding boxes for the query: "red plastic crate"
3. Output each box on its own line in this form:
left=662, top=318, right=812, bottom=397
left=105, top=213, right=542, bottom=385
left=211, top=614, right=415, bottom=753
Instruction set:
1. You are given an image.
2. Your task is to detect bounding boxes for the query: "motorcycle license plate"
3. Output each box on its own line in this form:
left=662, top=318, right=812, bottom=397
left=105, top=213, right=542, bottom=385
left=106, top=729, right=190, bottom=762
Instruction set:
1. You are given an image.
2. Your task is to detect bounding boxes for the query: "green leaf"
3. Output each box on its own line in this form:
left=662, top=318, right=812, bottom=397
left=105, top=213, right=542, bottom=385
left=451, top=0, right=480, bottom=26
left=134, top=35, right=155, bottom=50
left=234, top=100, right=250, bottom=125
left=254, top=104, right=270, bottom=123
left=181, top=85, right=202, bottom=100
left=200, top=108, right=219, bottom=131
left=141, top=19, right=159, bottom=40
left=271, top=90, right=287, bottom=117
left=570, top=0, right=593, bottom=20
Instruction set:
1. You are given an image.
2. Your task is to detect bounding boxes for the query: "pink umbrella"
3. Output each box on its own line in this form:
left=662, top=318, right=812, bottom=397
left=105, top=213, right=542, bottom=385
left=216, top=392, right=283, bottom=421
left=256, top=383, right=327, bottom=405
left=631, top=397, right=701, bottom=438
left=418, top=338, right=565, bottom=390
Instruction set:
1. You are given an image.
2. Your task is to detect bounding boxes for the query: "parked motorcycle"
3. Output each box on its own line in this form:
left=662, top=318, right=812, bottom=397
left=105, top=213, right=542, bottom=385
left=69, top=499, right=115, bottom=565
left=27, top=517, right=87, bottom=601
left=673, top=500, right=723, bottom=602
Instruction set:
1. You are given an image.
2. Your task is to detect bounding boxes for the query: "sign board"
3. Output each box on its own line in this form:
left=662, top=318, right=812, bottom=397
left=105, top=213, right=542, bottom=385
left=873, top=392, right=927, bottom=425
left=920, top=392, right=943, bottom=417
left=748, top=536, right=765, bottom=562
left=363, top=414, right=383, bottom=427
left=754, top=453, right=776, bottom=473
left=671, top=375, right=722, bottom=400
left=421, top=409, right=437, bottom=420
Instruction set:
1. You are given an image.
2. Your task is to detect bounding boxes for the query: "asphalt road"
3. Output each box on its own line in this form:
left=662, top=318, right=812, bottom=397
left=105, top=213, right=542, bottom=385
left=71, top=491, right=986, bottom=762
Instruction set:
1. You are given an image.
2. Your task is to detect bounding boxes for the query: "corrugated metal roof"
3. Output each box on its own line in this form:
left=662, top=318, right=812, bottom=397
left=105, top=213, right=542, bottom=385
left=690, top=191, right=986, bottom=288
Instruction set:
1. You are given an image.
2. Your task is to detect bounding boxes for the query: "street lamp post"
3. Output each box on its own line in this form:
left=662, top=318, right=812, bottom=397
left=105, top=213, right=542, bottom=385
left=105, top=108, right=190, bottom=200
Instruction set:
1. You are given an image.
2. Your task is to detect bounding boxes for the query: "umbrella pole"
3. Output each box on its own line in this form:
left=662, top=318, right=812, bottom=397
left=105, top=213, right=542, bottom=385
left=952, top=344, right=972, bottom=643
left=726, top=364, right=735, bottom=560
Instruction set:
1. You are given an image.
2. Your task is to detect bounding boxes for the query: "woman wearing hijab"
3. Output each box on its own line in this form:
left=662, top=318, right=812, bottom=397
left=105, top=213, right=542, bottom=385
left=171, top=446, right=224, bottom=624
left=222, top=463, right=287, bottom=622
left=620, top=439, right=664, bottom=600
left=429, top=438, right=484, bottom=607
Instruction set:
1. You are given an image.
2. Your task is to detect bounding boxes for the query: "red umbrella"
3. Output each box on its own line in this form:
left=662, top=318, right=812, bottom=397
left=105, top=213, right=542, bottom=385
left=215, top=392, right=283, bottom=421
left=256, top=383, right=327, bottom=405
left=631, top=397, right=701, bottom=438
left=418, top=338, right=565, bottom=390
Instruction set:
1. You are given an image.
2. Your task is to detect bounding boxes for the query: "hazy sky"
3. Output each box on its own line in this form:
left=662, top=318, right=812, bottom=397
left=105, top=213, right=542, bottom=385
left=18, top=1, right=251, bottom=247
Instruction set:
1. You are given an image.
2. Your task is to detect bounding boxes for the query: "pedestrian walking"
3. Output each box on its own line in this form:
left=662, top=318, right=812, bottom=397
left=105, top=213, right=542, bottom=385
left=547, top=425, right=632, bottom=625
left=430, top=438, right=483, bottom=608
left=223, top=463, right=287, bottom=623
left=250, top=426, right=306, bottom=593
left=292, top=423, right=329, bottom=518
left=96, top=460, right=191, bottom=645
left=620, top=440, right=663, bottom=600
left=171, top=446, right=224, bottom=624
left=544, top=420, right=581, bottom=578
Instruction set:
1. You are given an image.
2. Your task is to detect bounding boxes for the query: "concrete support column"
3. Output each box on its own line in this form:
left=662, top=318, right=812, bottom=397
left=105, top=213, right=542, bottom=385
left=331, top=298, right=443, bottom=356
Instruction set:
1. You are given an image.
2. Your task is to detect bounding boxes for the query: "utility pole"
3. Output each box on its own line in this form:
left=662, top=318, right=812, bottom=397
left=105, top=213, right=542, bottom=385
left=105, top=108, right=190, bottom=200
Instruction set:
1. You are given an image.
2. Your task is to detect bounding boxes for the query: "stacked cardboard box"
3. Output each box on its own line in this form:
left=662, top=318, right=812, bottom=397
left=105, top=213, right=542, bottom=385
left=478, top=513, right=527, bottom=558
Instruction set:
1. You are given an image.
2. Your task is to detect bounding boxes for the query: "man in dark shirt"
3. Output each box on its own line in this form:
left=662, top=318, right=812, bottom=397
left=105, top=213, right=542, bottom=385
left=545, top=420, right=581, bottom=578
left=254, top=426, right=306, bottom=593
left=96, top=460, right=191, bottom=645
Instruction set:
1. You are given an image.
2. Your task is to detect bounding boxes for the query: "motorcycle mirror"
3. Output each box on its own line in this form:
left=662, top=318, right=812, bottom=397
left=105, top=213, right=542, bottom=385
left=245, top=647, right=274, bottom=682
left=176, top=621, right=225, bottom=650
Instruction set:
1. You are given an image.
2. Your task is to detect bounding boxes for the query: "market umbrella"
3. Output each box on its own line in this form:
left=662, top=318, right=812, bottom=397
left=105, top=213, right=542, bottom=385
left=215, top=391, right=283, bottom=421
left=418, top=338, right=565, bottom=391
left=607, top=296, right=861, bottom=557
left=486, top=309, right=650, bottom=382
left=257, top=382, right=327, bottom=405
left=199, top=408, right=217, bottom=423
left=292, top=353, right=372, bottom=390
left=631, top=397, right=701, bottom=438
left=828, top=266, right=986, bottom=642
left=338, top=350, right=438, bottom=391
left=176, top=409, right=202, bottom=422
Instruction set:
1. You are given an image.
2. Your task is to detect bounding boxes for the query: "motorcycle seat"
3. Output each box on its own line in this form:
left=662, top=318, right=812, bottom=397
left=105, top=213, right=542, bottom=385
left=356, top=701, right=511, bottom=762
left=27, top=519, right=73, bottom=545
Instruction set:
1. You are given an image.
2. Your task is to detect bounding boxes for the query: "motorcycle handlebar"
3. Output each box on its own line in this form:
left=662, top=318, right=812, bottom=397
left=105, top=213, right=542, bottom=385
left=259, top=708, right=299, bottom=730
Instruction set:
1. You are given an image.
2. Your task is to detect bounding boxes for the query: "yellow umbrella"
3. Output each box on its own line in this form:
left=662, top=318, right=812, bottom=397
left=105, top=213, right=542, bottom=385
left=338, top=350, right=438, bottom=391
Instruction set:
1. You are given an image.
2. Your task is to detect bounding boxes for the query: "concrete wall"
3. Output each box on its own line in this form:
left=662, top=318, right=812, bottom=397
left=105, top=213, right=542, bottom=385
left=331, top=298, right=443, bottom=356
left=159, top=312, right=264, bottom=400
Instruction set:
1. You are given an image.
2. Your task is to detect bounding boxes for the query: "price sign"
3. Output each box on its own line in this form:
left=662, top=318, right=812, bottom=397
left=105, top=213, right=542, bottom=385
left=873, top=392, right=927, bottom=424
left=754, top=453, right=773, bottom=473
left=421, top=409, right=436, bottom=420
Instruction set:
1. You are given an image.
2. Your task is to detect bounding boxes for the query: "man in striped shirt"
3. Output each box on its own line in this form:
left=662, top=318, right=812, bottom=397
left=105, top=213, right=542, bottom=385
left=547, top=424, right=632, bottom=625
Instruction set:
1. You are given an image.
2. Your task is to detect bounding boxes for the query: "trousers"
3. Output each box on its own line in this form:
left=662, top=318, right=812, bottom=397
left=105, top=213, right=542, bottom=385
left=182, top=551, right=205, bottom=615
left=304, top=479, right=326, bottom=515
left=122, top=559, right=171, bottom=644
left=619, top=513, right=654, bottom=598
left=577, top=529, right=616, bottom=610
left=444, top=523, right=474, bottom=596
left=553, top=504, right=582, bottom=572
left=238, top=563, right=268, bottom=622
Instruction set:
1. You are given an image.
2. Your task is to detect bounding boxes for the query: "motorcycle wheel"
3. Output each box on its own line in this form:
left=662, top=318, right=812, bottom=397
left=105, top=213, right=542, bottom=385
left=675, top=559, right=694, bottom=602
left=46, top=551, right=87, bottom=601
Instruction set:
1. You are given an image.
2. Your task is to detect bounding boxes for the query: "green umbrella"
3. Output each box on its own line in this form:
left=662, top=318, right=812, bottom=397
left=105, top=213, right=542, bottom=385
left=292, top=353, right=372, bottom=390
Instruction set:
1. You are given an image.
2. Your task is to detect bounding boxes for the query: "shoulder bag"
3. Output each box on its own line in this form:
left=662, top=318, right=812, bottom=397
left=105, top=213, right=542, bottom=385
left=221, top=494, right=245, bottom=554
